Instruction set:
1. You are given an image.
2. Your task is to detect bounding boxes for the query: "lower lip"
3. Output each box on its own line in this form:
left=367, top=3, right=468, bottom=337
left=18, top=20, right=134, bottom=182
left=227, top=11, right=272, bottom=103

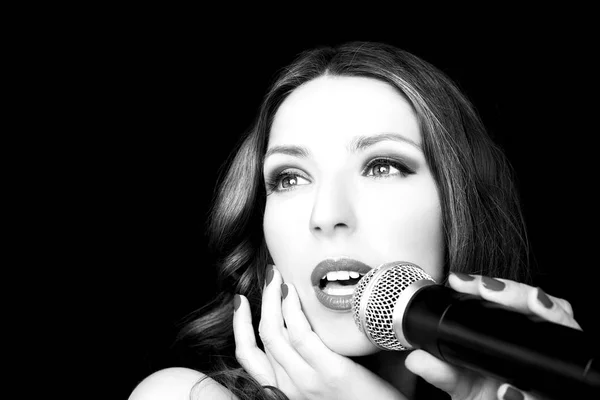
left=313, top=285, right=354, bottom=311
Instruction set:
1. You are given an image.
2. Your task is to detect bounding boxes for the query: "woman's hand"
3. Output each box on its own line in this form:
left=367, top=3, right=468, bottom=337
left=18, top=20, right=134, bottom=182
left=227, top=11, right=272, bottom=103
left=405, top=273, right=582, bottom=400
left=233, top=265, right=407, bottom=400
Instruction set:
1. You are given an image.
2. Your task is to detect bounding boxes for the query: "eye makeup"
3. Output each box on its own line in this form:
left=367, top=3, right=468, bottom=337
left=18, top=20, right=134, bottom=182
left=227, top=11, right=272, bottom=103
left=264, top=167, right=311, bottom=194
left=362, top=156, right=415, bottom=178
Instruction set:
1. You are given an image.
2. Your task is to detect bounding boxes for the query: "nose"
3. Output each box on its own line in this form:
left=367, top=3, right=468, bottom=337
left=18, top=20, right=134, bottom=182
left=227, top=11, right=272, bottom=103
left=309, top=176, right=356, bottom=237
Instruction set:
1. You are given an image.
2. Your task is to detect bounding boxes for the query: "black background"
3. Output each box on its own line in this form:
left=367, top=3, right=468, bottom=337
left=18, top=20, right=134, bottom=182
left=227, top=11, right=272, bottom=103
left=99, top=20, right=598, bottom=399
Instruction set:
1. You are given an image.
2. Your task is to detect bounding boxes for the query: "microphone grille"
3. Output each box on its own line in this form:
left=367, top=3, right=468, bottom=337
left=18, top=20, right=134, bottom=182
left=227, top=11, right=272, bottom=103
left=351, top=261, right=435, bottom=350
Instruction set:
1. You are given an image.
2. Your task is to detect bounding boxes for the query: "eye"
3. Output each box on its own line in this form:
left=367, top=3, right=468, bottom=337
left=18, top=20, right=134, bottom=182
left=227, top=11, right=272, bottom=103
left=280, top=174, right=302, bottom=188
left=363, top=157, right=414, bottom=178
left=265, top=169, right=310, bottom=193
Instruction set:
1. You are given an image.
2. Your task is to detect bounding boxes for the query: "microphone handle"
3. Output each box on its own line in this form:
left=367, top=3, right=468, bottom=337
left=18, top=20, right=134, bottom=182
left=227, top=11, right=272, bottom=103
left=400, top=284, right=600, bottom=400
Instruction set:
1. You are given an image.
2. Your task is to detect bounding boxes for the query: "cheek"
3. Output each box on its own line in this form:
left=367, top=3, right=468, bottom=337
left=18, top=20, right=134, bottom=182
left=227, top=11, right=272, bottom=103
left=361, top=188, right=444, bottom=280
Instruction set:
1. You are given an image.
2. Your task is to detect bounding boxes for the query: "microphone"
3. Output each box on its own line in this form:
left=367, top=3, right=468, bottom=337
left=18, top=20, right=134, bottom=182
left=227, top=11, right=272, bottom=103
left=351, top=261, right=600, bottom=400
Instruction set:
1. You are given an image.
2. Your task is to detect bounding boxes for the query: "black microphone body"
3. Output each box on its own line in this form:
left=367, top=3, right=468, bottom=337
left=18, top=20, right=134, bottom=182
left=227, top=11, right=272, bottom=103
left=403, top=283, right=599, bottom=399
left=352, top=262, right=600, bottom=400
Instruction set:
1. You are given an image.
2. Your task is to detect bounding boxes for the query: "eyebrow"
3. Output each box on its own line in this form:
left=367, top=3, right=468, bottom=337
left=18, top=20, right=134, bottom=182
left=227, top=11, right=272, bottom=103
left=264, top=145, right=310, bottom=159
left=349, top=132, right=422, bottom=152
left=263, top=132, right=421, bottom=160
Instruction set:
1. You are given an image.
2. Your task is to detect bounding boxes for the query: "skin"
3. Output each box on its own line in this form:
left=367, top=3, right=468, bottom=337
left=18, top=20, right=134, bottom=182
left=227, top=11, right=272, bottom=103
left=262, top=75, right=445, bottom=356
left=232, top=76, right=583, bottom=399
left=130, top=74, right=583, bottom=400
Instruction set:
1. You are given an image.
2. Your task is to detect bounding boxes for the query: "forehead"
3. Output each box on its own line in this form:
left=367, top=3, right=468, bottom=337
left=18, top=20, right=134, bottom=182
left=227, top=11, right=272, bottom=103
left=269, top=75, right=421, bottom=147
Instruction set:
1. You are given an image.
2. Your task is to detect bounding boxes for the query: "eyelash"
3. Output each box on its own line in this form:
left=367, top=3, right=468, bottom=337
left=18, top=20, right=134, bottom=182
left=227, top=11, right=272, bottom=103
left=265, top=170, right=308, bottom=195
left=265, top=157, right=415, bottom=194
left=362, top=157, right=415, bottom=178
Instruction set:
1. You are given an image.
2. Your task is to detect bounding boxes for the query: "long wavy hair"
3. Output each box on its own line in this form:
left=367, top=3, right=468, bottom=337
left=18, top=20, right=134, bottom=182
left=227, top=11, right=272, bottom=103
left=176, top=41, right=532, bottom=400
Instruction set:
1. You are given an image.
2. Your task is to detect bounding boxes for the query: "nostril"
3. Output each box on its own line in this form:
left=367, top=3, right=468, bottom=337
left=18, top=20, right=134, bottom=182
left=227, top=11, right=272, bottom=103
left=311, top=222, right=350, bottom=233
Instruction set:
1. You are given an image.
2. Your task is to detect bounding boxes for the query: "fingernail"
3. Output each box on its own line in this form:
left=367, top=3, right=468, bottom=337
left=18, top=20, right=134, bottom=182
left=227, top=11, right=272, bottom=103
left=537, top=287, right=553, bottom=308
left=503, top=386, right=524, bottom=400
left=281, top=283, right=288, bottom=299
left=233, top=294, right=241, bottom=311
left=453, top=272, right=475, bottom=281
left=482, top=276, right=505, bottom=291
left=265, top=266, right=274, bottom=287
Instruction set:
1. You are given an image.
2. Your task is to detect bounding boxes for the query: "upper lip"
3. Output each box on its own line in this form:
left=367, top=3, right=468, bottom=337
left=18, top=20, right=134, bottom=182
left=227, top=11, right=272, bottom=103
left=310, top=257, right=372, bottom=287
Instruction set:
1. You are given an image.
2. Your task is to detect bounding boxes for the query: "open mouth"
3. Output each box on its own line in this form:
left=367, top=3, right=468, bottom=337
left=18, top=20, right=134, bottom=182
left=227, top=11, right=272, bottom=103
left=311, top=258, right=371, bottom=311
left=318, top=271, right=365, bottom=296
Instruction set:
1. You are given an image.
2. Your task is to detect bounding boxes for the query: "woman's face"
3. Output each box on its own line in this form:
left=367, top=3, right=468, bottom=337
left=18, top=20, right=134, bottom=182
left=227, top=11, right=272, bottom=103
left=263, top=76, right=444, bottom=356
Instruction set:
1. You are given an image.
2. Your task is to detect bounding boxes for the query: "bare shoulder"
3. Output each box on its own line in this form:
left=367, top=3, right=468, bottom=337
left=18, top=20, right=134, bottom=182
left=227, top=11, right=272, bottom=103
left=128, top=367, right=239, bottom=400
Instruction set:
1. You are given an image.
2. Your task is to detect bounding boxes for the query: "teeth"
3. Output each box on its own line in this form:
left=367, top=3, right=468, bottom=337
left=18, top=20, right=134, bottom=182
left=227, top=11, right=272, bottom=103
left=325, top=271, right=338, bottom=281
left=322, top=286, right=355, bottom=296
left=322, top=271, right=364, bottom=281
left=336, top=271, right=349, bottom=280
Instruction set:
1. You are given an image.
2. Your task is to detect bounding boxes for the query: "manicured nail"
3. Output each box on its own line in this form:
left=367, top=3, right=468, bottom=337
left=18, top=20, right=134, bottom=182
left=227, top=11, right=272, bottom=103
left=537, top=287, right=553, bottom=308
left=233, top=294, right=241, bottom=311
left=453, top=272, right=475, bottom=281
left=265, top=267, right=274, bottom=286
left=482, top=276, right=505, bottom=291
left=281, top=283, right=288, bottom=299
left=503, top=386, right=524, bottom=400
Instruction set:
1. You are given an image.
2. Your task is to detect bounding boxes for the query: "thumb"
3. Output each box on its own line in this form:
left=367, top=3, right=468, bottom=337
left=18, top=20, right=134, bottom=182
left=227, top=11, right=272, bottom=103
left=405, top=350, right=461, bottom=394
left=405, top=349, right=500, bottom=398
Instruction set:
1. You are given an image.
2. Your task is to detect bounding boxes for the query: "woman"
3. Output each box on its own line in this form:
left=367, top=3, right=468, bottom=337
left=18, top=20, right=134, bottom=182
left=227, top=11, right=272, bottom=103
left=129, top=41, right=583, bottom=399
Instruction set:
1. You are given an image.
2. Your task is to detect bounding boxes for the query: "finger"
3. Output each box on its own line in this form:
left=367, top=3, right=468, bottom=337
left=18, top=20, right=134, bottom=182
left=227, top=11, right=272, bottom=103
left=260, top=265, right=284, bottom=333
left=449, top=273, right=533, bottom=314
left=405, top=349, right=500, bottom=398
left=258, top=265, right=289, bottom=348
left=258, top=266, right=311, bottom=374
left=264, top=347, right=305, bottom=400
left=280, top=282, right=337, bottom=369
left=232, top=294, right=275, bottom=386
left=497, top=383, right=539, bottom=400
left=450, top=273, right=581, bottom=330
left=530, top=288, right=574, bottom=317
left=527, top=287, right=581, bottom=330
left=448, top=271, right=480, bottom=294
left=265, top=346, right=283, bottom=372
